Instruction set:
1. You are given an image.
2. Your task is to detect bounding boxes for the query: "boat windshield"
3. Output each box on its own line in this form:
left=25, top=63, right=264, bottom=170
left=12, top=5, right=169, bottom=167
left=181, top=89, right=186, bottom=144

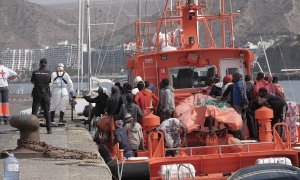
left=169, top=66, right=215, bottom=89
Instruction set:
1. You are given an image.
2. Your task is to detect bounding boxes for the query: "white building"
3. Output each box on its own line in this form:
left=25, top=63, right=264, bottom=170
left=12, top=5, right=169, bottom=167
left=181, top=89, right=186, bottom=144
left=2, top=49, right=44, bottom=71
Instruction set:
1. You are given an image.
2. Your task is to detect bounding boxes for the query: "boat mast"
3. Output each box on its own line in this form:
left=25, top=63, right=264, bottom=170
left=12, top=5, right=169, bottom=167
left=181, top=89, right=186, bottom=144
left=86, top=0, right=92, bottom=92
left=81, top=0, right=85, bottom=91
left=220, top=0, right=226, bottom=47
left=136, top=0, right=142, bottom=54
left=77, top=0, right=82, bottom=93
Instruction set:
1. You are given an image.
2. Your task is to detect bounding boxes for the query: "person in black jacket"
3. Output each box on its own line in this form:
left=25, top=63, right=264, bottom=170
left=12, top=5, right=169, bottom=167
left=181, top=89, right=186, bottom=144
left=31, top=58, right=52, bottom=134
left=258, top=87, right=287, bottom=138
left=106, top=86, right=123, bottom=116
left=83, top=86, right=108, bottom=121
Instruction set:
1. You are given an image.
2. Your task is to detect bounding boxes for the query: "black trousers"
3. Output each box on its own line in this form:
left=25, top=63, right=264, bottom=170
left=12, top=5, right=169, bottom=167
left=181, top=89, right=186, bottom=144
left=32, top=90, right=51, bottom=132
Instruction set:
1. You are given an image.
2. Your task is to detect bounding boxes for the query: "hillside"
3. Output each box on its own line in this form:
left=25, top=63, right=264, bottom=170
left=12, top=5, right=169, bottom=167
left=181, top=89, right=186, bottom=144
left=1, top=0, right=300, bottom=55
left=0, top=0, right=76, bottom=49
left=257, top=35, right=300, bottom=74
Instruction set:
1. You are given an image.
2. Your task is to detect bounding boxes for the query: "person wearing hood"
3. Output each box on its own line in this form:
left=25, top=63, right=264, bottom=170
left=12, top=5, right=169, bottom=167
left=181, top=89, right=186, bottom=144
left=124, top=113, right=145, bottom=152
left=159, top=78, right=175, bottom=120
left=134, top=81, right=159, bottom=114
left=121, top=83, right=133, bottom=103
left=222, top=75, right=233, bottom=94
left=49, top=63, right=74, bottom=123
left=258, top=87, right=287, bottom=138
left=209, top=75, right=223, bottom=98
left=83, top=86, right=108, bottom=120
left=31, top=58, right=52, bottom=134
left=114, top=120, right=134, bottom=158
left=264, top=74, right=284, bottom=99
left=253, top=72, right=269, bottom=98
left=106, top=86, right=123, bottom=116
left=115, top=93, right=143, bottom=123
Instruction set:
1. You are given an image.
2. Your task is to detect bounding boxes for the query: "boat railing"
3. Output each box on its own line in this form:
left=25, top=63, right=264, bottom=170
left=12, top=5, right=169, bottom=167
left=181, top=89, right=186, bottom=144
left=165, top=142, right=274, bottom=156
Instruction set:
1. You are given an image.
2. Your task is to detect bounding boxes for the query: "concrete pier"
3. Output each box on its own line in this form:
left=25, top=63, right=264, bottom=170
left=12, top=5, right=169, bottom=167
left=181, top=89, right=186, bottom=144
left=0, top=94, right=111, bottom=180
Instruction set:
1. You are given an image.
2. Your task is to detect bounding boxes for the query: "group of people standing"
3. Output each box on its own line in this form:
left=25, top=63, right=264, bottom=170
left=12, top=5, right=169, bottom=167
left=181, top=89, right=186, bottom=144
left=209, top=72, right=287, bottom=140
left=31, top=58, right=74, bottom=134
left=88, top=76, right=185, bottom=158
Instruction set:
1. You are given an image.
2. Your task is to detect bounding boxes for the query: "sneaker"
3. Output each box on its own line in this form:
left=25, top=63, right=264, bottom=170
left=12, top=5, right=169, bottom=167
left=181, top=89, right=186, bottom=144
left=47, top=130, right=52, bottom=134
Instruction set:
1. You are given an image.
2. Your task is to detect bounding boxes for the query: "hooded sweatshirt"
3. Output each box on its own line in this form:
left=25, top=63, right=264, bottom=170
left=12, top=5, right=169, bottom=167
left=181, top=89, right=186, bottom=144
left=115, top=103, right=144, bottom=123
left=254, top=80, right=269, bottom=97
left=134, top=89, right=159, bottom=113
left=125, top=122, right=144, bottom=150
left=106, top=86, right=123, bottom=115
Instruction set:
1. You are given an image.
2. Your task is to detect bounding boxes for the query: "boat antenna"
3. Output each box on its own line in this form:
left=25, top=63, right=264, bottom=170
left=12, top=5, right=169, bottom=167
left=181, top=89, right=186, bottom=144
left=278, top=44, right=296, bottom=101
left=98, top=0, right=125, bottom=75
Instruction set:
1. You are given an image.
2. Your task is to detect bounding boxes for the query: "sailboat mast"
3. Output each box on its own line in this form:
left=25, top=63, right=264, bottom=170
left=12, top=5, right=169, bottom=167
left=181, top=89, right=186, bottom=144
left=77, top=0, right=82, bottom=93
left=86, top=0, right=92, bottom=92
left=81, top=0, right=85, bottom=91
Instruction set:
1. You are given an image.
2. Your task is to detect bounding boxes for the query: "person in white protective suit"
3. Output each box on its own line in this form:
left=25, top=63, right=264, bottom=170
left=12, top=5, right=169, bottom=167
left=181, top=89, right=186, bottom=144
left=50, top=63, right=74, bottom=123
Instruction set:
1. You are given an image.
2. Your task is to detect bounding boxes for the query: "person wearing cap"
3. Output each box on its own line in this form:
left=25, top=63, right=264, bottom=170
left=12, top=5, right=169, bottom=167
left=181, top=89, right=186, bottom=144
left=49, top=63, right=74, bottom=123
left=209, top=74, right=223, bottom=98
left=124, top=113, right=145, bottom=152
left=83, top=86, right=109, bottom=122
left=115, top=93, right=143, bottom=123
left=134, top=81, right=159, bottom=114
left=114, top=119, right=135, bottom=158
left=0, top=59, right=18, bottom=125
left=132, top=76, right=143, bottom=95
left=31, top=58, right=52, bottom=134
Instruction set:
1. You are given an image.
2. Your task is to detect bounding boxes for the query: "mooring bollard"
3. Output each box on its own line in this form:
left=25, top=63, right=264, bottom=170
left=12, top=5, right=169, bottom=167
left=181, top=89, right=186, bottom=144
left=10, top=115, right=40, bottom=143
left=255, top=106, right=274, bottom=142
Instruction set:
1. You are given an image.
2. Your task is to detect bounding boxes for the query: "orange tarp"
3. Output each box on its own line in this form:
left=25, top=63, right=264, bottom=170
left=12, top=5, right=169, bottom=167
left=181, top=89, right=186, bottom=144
left=173, top=93, right=242, bottom=133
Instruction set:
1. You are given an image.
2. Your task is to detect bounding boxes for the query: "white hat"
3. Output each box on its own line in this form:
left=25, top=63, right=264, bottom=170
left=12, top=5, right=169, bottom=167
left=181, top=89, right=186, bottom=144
left=57, top=63, right=65, bottom=68
left=134, top=76, right=143, bottom=84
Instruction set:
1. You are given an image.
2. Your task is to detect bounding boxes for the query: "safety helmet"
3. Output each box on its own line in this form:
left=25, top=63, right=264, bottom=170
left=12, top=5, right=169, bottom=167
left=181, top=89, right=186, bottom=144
left=57, top=63, right=65, bottom=68
left=134, top=76, right=143, bottom=84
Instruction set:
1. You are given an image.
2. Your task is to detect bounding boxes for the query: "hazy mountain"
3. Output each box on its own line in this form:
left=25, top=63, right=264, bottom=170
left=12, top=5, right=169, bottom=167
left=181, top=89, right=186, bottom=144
left=1, top=0, right=300, bottom=53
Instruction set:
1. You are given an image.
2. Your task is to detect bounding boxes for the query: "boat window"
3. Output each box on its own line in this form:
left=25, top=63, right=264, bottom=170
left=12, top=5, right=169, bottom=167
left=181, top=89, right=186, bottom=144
left=226, top=68, right=239, bottom=75
left=169, top=66, right=212, bottom=89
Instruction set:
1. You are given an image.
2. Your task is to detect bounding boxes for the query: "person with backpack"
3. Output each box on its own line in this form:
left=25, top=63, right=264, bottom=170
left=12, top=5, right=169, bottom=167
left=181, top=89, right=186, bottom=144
left=49, top=63, right=74, bottom=123
left=115, top=93, right=144, bottom=123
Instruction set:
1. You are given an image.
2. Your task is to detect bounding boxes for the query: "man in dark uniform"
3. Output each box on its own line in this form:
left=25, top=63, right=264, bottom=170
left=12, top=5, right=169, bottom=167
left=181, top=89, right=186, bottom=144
left=31, top=58, right=52, bottom=134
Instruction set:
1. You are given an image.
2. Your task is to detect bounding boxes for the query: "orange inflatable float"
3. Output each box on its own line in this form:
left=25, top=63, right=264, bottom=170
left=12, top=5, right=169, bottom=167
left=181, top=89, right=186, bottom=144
left=174, top=93, right=242, bottom=133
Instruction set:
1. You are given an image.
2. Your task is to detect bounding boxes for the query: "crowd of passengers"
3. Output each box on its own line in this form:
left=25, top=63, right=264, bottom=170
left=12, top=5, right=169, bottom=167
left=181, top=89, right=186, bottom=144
left=84, top=72, right=287, bottom=158
left=84, top=77, right=184, bottom=158
left=208, top=72, right=287, bottom=141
